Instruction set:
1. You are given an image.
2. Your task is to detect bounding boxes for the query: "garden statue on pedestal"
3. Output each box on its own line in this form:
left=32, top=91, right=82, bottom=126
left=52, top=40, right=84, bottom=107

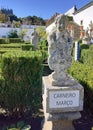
left=42, top=14, right=84, bottom=130
left=30, top=28, right=38, bottom=50
left=47, top=14, right=73, bottom=86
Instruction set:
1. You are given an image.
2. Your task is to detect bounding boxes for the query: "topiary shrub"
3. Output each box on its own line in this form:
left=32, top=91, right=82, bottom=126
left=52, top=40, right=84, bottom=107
left=0, top=51, right=43, bottom=116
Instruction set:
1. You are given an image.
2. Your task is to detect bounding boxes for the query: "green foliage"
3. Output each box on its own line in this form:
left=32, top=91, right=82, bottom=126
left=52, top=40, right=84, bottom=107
left=0, top=38, right=9, bottom=44
left=89, top=44, right=93, bottom=50
left=0, top=38, right=22, bottom=44
left=19, top=29, right=28, bottom=39
left=68, top=42, right=93, bottom=112
left=8, top=30, right=19, bottom=38
left=67, top=16, right=73, bottom=21
left=80, top=45, right=93, bottom=67
left=21, top=44, right=34, bottom=51
left=0, top=43, right=22, bottom=48
left=41, top=50, right=48, bottom=62
left=36, top=27, right=47, bottom=41
left=78, top=39, right=82, bottom=43
left=13, top=20, right=21, bottom=28
left=39, top=40, right=48, bottom=62
left=8, top=124, right=31, bottom=130
left=0, top=51, right=43, bottom=115
left=8, top=128, right=19, bottom=130
left=68, top=61, right=93, bottom=111
left=22, top=15, right=45, bottom=25
left=0, top=8, right=13, bottom=15
left=80, top=44, right=89, bottom=50
left=8, top=14, right=19, bottom=22
left=9, top=38, right=22, bottom=43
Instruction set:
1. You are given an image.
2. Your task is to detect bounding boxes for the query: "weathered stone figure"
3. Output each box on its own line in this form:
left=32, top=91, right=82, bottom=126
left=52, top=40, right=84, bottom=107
left=30, top=28, right=38, bottom=50
left=47, top=14, right=73, bottom=86
left=42, top=14, right=84, bottom=130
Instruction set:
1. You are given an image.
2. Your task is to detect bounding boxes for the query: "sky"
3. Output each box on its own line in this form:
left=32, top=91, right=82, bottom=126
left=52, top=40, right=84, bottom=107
left=0, top=0, right=92, bottom=19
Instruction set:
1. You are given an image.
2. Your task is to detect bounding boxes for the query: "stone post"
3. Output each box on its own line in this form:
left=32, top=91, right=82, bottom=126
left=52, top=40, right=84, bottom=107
left=42, top=14, right=84, bottom=130
left=75, top=41, right=80, bottom=61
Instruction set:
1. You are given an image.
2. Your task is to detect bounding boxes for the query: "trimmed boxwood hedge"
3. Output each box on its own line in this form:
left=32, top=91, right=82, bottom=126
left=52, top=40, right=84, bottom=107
left=68, top=44, right=93, bottom=112
left=21, top=44, right=34, bottom=51
left=0, top=38, right=9, bottom=44
left=9, top=38, right=22, bottom=43
left=0, top=38, right=22, bottom=44
left=0, top=51, right=43, bottom=115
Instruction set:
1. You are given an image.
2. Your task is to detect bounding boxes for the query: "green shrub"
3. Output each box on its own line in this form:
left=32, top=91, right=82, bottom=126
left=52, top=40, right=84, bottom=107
left=0, top=38, right=9, bottom=44
left=78, top=39, right=82, bottom=43
left=9, top=38, right=22, bottom=43
left=80, top=48, right=93, bottom=67
left=41, top=50, right=48, bottom=62
left=0, top=43, right=22, bottom=48
left=80, top=44, right=89, bottom=50
left=0, top=51, right=43, bottom=115
left=8, top=30, right=19, bottom=38
left=21, top=44, right=34, bottom=51
left=39, top=40, right=48, bottom=50
left=89, top=44, right=93, bottom=50
left=68, top=61, right=93, bottom=112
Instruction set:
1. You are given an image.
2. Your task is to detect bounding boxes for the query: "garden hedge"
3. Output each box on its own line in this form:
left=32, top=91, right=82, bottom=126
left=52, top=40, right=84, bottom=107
left=0, top=38, right=9, bottom=44
left=0, top=38, right=22, bottom=44
left=21, top=44, right=34, bottom=51
left=9, top=38, right=22, bottom=43
left=0, top=50, right=43, bottom=115
left=68, top=43, right=93, bottom=112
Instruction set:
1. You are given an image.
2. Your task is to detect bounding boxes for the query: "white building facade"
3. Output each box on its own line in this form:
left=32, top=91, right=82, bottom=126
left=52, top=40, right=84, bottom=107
left=66, top=1, right=93, bottom=30
left=47, top=1, right=93, bottom=34
left=74, top=2, right=93, bottom=30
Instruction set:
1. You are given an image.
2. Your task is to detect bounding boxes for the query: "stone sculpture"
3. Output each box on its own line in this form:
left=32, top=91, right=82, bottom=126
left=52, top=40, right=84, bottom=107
left=47, top=14, right=73, bottom=86
left=30, top=28, right=38, bottom=50
left=42, top=14, right=84, bottom=130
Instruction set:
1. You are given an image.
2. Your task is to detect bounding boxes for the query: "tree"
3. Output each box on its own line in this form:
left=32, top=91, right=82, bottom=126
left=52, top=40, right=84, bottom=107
left=8, top=30, right=18, bottom=38
left=12, top=20, right=21, bottom=28
left=8, top=14, right=19, bottom=22
left=19, top=28, right=28, bottom=39
left=21, top=15, right=46, bottom=25
left=36, top=27, right=47, bottom=41
left=0, top=12, right=8, bottom=23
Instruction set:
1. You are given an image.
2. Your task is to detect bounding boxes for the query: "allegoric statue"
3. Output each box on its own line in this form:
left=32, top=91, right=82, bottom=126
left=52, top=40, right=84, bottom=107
left=47, top=14, right=73, bottom=86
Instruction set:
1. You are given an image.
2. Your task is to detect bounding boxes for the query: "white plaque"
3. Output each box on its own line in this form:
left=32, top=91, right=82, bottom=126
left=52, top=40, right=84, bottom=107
left=49, top=90, right=79, bottom=109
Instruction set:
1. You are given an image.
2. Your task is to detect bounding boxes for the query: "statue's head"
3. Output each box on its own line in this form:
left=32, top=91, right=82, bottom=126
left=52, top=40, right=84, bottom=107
left=55, top=14, right=69, bottom=31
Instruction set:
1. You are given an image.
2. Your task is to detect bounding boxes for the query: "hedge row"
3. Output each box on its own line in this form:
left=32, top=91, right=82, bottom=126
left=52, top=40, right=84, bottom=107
left=68, top=44, right=93, bottom=112
left=80, top=44, right=93, bottom=67
left=69, top=61, right=93, bottom=111
left=21, top=44, right=34, bottom=51
left=0, top=38, right=22, bottom=44
left=0, top=51, right=43, bottom=115
left=0, top=43, right=22, bottom=48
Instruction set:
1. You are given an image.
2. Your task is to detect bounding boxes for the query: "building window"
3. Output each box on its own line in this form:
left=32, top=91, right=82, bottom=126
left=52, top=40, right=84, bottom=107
left=80, top=20, right=83, bottom=25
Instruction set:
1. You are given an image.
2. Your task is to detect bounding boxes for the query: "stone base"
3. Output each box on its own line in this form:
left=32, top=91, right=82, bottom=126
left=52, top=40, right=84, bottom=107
left=42, top=75, right=84, bottom=130
left=42, top=120, right=74, bottom=130
left=42, top=76, right=84, bottom=114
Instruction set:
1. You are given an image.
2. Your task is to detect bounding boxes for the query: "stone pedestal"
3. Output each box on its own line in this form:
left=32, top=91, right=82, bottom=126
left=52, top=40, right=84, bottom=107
left=42, top=120, right=74, bottom=130
left=42, top=76, right=84, bottom=130
left=52, top=120, right=74, bottom=130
